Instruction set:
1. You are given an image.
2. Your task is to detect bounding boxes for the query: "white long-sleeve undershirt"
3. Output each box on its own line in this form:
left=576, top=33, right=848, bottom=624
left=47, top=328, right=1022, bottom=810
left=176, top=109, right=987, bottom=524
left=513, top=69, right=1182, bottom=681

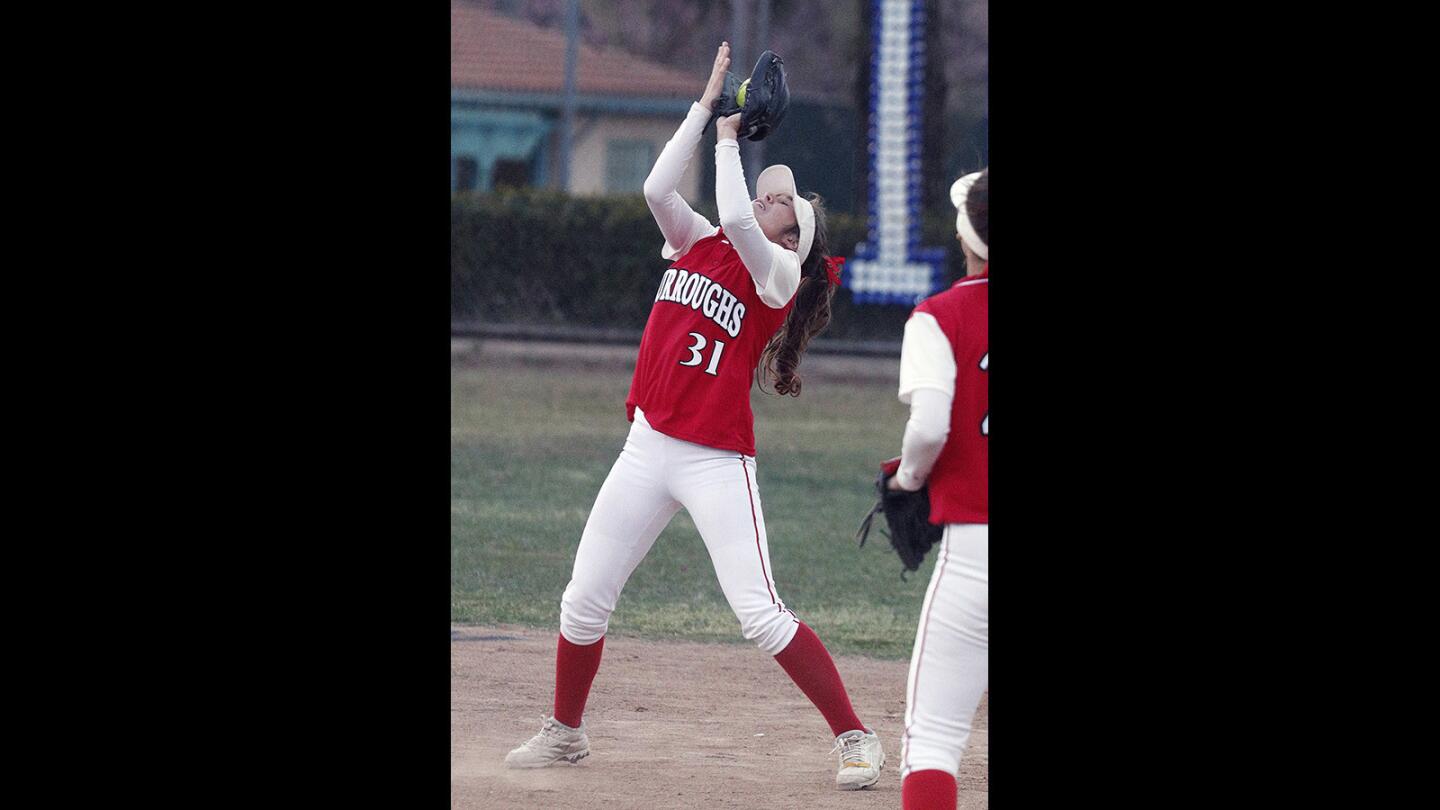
left=641, top=102, right=799, bottom=309
left=714, top=139, right=800, bottom=308
left=643, top=102, right=715, bottom=263
left=895, top=313, right=957, bottom=491
left=897, top=388, right=953, bottom=491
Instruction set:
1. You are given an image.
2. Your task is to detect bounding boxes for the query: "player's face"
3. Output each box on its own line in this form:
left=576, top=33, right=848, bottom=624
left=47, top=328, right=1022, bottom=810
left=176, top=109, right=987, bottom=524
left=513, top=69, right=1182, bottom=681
left=754, top=193, right=801, bottom=252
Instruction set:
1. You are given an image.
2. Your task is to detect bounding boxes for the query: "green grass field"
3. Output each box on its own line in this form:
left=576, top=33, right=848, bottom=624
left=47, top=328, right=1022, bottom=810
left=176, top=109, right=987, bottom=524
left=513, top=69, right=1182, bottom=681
left=452, top=357, right=934, bottom=659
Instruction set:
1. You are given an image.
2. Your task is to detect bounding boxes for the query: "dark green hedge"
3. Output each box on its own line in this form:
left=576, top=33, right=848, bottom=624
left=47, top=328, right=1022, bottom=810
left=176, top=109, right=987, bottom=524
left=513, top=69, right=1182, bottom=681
left=452, top=189, right=966, bottom=341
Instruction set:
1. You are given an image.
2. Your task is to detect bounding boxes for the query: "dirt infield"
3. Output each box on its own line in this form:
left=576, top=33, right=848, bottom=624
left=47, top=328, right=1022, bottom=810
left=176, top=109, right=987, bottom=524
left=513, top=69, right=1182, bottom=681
left=452, top=625, right=987, bottom=809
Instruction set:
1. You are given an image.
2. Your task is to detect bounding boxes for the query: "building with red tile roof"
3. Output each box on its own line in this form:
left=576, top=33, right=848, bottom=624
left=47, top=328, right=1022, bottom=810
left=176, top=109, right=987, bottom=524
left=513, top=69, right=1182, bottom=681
left=451, top=1, right=702, bottom=197
left=452, top=2, right=697, bottom=98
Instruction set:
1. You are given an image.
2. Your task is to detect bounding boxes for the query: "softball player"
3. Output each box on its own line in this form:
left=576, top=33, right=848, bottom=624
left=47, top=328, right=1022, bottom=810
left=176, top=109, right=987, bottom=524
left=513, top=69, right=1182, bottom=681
left=890, top=168, right=989, bottom=809
left=506, top=42, right=886, bottom=790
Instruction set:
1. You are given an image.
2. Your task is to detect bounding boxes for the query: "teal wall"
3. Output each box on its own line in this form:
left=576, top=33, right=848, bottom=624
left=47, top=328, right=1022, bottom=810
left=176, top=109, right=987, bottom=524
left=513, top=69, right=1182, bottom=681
left=450, top=107, right=554, bottom=192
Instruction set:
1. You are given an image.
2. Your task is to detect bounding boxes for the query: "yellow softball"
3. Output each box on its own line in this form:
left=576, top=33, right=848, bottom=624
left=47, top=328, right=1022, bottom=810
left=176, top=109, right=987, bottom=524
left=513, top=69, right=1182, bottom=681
left=737, top=78, right=750, bottom=107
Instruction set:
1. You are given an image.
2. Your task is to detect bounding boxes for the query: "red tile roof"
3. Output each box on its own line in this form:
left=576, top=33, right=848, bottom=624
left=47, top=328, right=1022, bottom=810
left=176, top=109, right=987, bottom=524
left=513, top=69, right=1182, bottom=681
left=452, top=2, right=698, bottom=98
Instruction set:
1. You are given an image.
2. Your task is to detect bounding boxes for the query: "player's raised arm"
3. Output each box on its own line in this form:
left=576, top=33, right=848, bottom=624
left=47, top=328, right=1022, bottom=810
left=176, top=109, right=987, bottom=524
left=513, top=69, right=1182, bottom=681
left=642, top=42, right=729, bottom=261
left=713, top=114, right=800, bottom=308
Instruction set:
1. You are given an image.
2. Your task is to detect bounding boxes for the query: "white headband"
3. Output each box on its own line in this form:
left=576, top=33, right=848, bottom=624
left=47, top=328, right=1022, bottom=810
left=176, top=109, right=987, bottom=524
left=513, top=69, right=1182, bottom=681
left=950, top=172, right=988, bottom=261
left=756, top=165, right=815, bottom=265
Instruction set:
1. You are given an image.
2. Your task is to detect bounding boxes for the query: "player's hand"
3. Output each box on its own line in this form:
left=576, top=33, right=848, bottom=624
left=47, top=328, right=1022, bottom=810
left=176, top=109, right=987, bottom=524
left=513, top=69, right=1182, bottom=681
left=700, top=42, right=731, bottom=112
left=716, top=112, right=741, bottom=140
left=887, top=474, right=907, bottom=492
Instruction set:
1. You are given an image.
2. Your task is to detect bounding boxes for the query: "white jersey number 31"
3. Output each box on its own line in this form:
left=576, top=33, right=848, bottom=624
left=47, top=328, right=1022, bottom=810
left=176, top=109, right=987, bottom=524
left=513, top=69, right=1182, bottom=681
left=680, top=332, right=726, bottom=376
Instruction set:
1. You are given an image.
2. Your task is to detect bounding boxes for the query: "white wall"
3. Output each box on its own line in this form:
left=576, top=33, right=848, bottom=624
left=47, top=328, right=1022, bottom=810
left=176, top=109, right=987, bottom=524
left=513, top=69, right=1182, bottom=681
left=569, top=115, right=702, bottom=201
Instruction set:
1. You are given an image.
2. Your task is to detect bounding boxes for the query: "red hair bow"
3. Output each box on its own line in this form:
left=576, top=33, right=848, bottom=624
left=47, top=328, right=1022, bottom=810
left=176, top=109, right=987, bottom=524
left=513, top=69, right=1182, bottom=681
left=823, top=256, right=845, bottom=286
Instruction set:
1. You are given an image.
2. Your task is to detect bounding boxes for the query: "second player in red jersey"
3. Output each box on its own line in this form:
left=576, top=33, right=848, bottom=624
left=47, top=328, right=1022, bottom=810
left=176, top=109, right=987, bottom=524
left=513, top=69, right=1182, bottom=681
left=890, top=168, right=989, bottom=810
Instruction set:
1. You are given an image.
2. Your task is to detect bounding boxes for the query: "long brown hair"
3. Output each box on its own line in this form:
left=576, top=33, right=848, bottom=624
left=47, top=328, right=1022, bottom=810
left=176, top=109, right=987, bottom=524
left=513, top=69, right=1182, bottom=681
left=758, top=193, right=837, bottom=397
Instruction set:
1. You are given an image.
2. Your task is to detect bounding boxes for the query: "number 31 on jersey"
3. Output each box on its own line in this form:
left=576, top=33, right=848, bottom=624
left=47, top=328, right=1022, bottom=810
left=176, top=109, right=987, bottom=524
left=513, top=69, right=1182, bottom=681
left=680, top=332, right=726, bottom=376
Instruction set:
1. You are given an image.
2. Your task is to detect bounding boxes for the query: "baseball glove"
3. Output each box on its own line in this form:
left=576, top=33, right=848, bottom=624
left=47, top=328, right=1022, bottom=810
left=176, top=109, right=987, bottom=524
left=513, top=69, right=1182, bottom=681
left=711, top=50, right=790, bottom=141
left=855, top=457, right=943, bottom=578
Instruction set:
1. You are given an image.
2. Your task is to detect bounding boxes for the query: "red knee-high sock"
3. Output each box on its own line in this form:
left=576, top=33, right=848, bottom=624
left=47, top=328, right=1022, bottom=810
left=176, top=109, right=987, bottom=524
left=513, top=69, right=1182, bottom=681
left=772, top=622, right=866, bottom=737
left=553, top=634, right=604, bottom=728
left=903, top=769, right=957, bottom=810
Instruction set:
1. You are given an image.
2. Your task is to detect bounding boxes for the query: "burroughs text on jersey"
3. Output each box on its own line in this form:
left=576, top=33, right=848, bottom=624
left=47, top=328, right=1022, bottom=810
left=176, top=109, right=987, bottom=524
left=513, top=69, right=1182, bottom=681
left=653, top=268, right=748, bottom=338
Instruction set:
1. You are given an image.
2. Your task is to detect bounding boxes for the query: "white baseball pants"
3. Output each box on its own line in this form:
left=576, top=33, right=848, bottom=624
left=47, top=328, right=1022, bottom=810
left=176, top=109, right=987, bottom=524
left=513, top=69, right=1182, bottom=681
left=900, top=523, right=989, bottom=778
left=559, top=409, right=801, bottom=655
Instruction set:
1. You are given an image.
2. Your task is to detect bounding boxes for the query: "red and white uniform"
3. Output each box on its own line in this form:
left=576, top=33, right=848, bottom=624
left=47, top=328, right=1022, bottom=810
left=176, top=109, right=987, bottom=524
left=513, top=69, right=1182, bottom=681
left=895, top=270, right=989, bottom=782
left=560, top=102, right=805, bottom=656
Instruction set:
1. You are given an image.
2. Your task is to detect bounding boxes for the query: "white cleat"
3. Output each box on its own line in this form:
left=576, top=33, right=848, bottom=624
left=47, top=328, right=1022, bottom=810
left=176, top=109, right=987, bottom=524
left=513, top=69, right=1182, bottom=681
left=504, top=716, right=590, bottom=769
left=833, top=728, right=885, bottom=790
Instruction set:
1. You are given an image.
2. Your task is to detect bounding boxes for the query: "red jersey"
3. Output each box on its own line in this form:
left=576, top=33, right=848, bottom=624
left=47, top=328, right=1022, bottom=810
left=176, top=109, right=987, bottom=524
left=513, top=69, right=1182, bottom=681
left=626, top=229, right=793, bottom=456
left=913, top=272, right=988, bottom=524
